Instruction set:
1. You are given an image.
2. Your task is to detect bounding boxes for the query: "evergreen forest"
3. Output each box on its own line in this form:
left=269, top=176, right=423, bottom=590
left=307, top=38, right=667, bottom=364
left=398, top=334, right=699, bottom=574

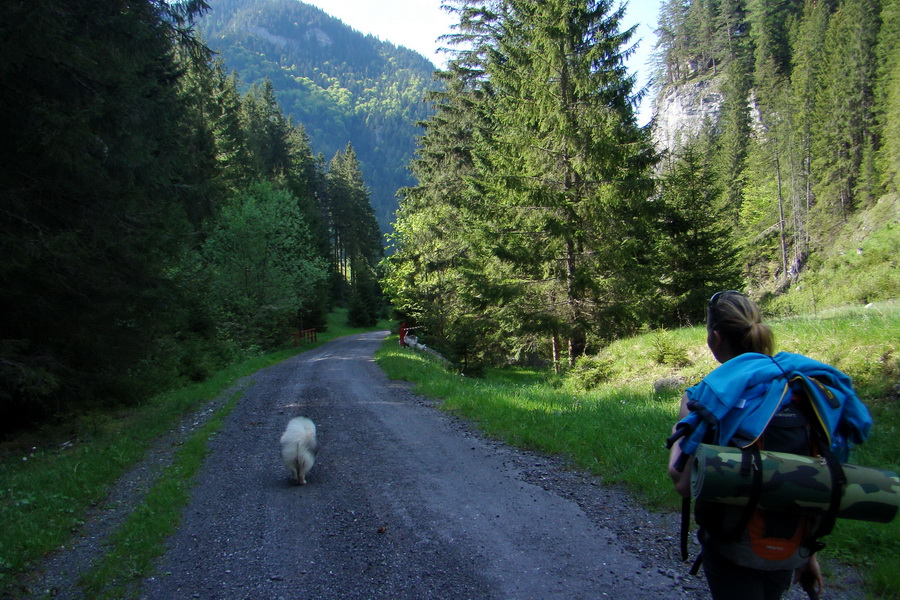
left=384, top=0, right=899, bottom=373
left=2, top=0, right=898, bottom=432
left=197, top=0, right=438, bottom=233
left=0, top=0, right=383, bottom=435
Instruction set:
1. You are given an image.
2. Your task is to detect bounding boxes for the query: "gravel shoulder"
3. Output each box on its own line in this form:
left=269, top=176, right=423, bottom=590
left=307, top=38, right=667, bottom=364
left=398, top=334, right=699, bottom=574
left=24, top=332, right=866, bottom=599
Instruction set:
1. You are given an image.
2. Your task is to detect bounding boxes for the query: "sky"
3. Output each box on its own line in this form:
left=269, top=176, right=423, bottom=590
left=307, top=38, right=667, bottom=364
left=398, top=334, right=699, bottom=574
left=301, top=0, right=660, bottom=125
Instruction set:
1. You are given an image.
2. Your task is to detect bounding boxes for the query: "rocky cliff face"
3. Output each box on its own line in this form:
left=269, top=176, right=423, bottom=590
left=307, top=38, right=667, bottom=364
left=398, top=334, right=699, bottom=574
left=651, top=75, right=725, bottom=152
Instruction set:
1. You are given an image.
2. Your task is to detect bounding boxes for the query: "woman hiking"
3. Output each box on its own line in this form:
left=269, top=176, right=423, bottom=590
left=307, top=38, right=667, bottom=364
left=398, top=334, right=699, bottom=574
left=667, top=290, right=872, bottom=600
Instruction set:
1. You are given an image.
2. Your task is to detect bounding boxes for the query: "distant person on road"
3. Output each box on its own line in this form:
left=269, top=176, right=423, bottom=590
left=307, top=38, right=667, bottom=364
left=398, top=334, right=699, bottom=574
left=666, top=290, right=873, bottom=600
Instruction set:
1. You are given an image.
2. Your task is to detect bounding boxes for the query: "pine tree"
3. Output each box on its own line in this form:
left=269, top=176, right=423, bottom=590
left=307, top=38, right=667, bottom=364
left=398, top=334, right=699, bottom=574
left=654, top=146, right=741, bottom=325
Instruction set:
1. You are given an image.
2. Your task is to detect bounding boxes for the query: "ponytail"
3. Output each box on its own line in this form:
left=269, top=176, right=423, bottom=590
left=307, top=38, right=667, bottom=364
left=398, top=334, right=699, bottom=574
left=708, top=292, right=774, bottom=356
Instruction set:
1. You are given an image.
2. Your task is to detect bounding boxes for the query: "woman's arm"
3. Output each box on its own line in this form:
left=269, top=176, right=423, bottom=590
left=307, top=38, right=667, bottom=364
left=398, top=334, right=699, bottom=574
left=668, top=392, right=692, bottom=497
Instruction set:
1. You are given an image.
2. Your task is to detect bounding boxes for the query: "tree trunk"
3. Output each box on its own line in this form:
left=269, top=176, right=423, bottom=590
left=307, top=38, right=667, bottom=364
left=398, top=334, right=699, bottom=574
left=552, top=333, right=561, bottom=374
left=775, top=149, right=788, bottom=279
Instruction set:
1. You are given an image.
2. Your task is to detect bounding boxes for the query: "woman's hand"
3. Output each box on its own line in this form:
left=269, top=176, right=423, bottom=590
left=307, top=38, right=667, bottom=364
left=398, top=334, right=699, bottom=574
left=794, top=554, right=823, bottom=599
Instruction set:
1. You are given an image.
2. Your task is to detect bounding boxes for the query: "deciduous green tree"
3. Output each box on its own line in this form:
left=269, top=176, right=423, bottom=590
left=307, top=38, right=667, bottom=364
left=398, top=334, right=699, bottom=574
left=202, top=181, right=328, bottom=349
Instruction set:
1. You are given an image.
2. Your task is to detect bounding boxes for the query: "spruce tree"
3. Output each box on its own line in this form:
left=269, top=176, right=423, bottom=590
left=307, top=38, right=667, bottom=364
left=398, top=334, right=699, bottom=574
left=788, top=0, right=830, bottom=259
left=479, top=0, right=657, bottom=364
left=748, top=0, right=794, bottom=280
left=384, top=35, right=507, bottom=369
left=713, top=44, right=753, bottom=225
left=0, top=0, right=212, bottom=426
left=813, top=0, right=880, bottom=219
left=213, top=67, right=255, bottom=192
left=327, top=144, right=383, bottom=318
left=242, top=78, right=292, bottom=180
left=654, top=146, right=741, bottom=325
left=877, top=0, right=900, bottom=191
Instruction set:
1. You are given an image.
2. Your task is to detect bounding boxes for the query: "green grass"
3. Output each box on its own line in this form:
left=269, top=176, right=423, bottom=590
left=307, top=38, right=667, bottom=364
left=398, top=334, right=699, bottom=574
left=77, top=385, right=244, bottom=599
left=764, top=194, right=898, bottom=316
left=0, top=309, right=390, bottom=599
left=375, top=305, right=900, bottom=599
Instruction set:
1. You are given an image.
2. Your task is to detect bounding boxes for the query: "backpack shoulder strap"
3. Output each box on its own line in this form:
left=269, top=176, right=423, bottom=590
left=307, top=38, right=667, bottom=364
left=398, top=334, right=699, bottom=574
left=723, top=445, right=765, bottom=541
left=805, top=425, right=848, bottom=551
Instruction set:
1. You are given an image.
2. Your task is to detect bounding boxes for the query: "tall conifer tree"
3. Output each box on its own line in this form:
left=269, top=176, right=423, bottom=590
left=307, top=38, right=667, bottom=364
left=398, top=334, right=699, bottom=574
left=389, top=0, right=657, bottom=369
left=487, top=0, right=656, bottom=364
left=654, top=146, right=741, bottom=325
left=788, top=0, right=830, bottom=258
left=327, top=144, right=383, bottom=318
left=813, top=0, right=880, bottom=219
left=384, top=13, right=510, bottom=368
left=0, top=0, right=212, bottom=424
left=877, top=0, right=900, bottom=190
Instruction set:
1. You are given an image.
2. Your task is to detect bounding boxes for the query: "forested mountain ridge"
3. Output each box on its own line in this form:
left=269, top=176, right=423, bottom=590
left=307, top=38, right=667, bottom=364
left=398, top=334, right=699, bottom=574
left=198, top=0, right=439, bottom=233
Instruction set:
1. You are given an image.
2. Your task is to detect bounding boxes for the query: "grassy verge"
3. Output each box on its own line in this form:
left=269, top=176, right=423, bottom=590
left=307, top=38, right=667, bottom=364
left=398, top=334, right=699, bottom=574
left=375, top=304, right=899, bottom=599
left=78, top=383, right=245, bottom=600
left=0, top=310, right=390, bottom=598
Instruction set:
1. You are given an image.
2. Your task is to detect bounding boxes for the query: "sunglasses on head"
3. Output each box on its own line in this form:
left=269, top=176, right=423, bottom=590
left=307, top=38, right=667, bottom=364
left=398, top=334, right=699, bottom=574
left=709, top=290, right=742, bottom=311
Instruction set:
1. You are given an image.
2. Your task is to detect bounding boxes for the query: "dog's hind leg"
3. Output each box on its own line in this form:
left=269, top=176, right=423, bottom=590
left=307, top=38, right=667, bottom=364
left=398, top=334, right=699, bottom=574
left=294, top=444, right=310, bottom=485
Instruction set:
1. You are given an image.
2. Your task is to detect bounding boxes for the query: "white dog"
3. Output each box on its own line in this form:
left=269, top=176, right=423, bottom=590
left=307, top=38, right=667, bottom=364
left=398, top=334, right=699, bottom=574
left=280, top=416, right=318, bottom=485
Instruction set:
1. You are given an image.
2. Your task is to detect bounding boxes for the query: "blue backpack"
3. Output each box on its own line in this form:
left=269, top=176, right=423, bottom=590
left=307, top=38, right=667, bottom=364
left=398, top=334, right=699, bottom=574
left=667, top=352, right=873, bottom=578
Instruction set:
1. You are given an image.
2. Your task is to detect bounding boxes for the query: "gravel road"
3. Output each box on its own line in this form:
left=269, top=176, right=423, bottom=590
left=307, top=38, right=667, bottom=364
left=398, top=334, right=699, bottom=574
left=25, top=331, right=867, bottom=600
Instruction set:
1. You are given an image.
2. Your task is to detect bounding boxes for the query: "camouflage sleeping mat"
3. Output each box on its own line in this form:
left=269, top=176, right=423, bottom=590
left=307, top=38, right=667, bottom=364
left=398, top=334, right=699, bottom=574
left=690, top=443, right=900, bottom=523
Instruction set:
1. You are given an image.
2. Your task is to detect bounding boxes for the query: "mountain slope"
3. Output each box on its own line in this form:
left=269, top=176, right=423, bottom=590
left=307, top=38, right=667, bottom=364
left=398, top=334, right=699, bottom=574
left=199, top=0, right=438, bottom=234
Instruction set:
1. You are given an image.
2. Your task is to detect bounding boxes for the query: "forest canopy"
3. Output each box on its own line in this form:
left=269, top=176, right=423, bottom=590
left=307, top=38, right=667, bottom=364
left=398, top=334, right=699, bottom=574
left=197, top=0, right=439, bottom=233
left=2, top=0, right=896, bottom=429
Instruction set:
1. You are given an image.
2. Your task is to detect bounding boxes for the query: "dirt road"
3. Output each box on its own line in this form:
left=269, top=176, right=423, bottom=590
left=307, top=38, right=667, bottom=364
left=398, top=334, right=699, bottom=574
left=132, top=332, right=687, bottom=599
left=132, top=331, right=860, bottom=600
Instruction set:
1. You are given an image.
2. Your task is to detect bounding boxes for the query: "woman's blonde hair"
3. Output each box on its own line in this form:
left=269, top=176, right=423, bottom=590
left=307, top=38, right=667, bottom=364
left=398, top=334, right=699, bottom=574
left=707, top=291, right=774, bottom=356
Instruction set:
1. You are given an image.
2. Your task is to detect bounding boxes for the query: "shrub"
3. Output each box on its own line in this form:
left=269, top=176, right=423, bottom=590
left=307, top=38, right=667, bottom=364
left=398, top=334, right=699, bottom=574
left=651, top=331, right=691, bottom=368
left=568, top=354, right=614, bottom=390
